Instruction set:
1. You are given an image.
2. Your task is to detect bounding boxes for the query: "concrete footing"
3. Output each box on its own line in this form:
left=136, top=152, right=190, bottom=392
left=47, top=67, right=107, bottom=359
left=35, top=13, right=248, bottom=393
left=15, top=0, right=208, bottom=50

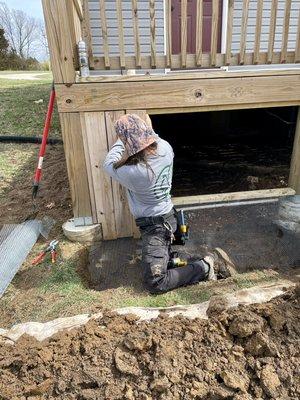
left=62, top=219, right=102, bottom=243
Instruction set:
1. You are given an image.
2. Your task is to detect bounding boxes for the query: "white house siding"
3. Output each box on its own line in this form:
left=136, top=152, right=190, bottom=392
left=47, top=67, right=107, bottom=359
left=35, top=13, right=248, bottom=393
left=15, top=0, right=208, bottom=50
left=88, top=0, right=165, bottom=57
left=88, top=0, right=299, bottom=59
left=231, top=0, right=300, bottom=53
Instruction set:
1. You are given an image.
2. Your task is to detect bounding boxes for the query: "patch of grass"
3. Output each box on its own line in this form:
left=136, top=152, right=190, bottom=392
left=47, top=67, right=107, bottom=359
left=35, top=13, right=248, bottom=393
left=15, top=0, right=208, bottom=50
left=0, top=72, right=60, bottom=137
left=232, top=269, right=279, bottom=289
left=119, top=287, right=211, bottom=308
left=0, top=143, right=37, bottom=198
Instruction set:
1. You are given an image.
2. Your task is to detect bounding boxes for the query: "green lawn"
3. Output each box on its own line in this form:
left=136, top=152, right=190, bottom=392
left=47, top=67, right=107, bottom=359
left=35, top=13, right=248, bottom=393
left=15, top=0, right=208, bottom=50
left=0, top=71, right=60, bottom=137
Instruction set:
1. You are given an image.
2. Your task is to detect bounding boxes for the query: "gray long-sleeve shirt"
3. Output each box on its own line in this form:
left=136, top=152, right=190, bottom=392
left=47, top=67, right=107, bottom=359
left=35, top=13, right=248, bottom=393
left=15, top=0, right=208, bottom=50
left=103, top=138, right=174, bottom=218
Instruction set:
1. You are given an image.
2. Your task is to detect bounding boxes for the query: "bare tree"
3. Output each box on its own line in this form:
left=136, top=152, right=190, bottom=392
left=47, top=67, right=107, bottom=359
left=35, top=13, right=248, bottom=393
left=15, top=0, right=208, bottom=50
left=38, top=20, right=49, bottom=60
left=0, top=2, right=41, bottom=59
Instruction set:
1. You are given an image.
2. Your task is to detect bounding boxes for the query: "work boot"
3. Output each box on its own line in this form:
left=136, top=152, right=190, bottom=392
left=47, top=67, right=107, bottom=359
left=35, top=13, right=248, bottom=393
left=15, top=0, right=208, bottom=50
left=204, top=247, right=236, bottom=280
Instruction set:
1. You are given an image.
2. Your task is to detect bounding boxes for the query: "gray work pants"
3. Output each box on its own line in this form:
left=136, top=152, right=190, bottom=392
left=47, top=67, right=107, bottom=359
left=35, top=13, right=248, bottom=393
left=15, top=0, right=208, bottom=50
left=138, top=211, right=208, bottom=294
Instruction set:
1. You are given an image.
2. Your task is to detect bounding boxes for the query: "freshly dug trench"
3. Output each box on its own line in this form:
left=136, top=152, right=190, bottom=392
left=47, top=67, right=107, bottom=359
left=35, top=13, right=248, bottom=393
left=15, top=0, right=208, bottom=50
left=0, top=286, right=299, bottom=400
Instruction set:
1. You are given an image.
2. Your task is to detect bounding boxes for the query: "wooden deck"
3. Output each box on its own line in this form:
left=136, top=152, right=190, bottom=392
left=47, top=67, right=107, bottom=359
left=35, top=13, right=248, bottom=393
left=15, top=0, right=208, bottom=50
left=42, top=0, right=300, bottom=240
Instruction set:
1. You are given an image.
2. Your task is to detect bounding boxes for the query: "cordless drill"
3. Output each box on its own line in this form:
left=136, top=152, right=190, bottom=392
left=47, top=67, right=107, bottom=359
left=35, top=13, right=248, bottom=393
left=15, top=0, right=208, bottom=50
left=169, top=209, right=189, bottom=268
left=172, top=209, right=189, bottom=245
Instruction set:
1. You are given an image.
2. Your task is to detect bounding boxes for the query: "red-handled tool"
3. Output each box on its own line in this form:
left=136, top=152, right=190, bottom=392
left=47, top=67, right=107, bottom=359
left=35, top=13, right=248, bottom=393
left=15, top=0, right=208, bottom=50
left=31, top=240, right=59, bottom=266
left=32, top=81, right=56, bottom=200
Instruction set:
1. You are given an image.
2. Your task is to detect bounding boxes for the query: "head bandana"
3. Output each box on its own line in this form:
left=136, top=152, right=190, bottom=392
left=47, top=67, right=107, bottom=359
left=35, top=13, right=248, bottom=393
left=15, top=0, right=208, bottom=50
left=114, top=114, right=158, bottom=157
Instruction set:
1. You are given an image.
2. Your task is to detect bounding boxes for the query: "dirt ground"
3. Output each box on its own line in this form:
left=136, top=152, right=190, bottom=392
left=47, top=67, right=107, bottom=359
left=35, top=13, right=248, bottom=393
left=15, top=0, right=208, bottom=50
left=0, top=142, right=299, bottom=328
left=0, top=286, right=299, bottom=399
left=0, top=143, right=71, bottom=228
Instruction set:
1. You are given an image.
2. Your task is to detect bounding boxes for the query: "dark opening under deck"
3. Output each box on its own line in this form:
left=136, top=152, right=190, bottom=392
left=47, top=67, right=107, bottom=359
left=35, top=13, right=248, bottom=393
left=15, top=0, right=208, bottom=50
left=151, top=107, right=298, bottom=197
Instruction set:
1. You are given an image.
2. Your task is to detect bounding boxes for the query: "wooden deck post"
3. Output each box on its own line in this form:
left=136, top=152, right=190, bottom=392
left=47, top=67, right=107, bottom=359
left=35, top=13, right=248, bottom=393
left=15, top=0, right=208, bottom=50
left=289, top=108, right=300, bottom=194
left=42, top=0, right=78, bottom=83
left=60, top=113, right=93, bottom=225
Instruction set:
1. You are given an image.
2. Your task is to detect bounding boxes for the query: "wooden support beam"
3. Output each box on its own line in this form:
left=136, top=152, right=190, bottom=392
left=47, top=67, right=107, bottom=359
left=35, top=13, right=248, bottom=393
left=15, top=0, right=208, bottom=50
left=253, top=0, right=264, bottom=65
left=66, top=0, right=82, bottom=71
left=225, top=0, right=234, bottom=66
left=173, top=188, right=296, bottom=207
left=82, top=0, right=95, bottom=68
left=56, top=74, right=300, bottom=113
left=105, top=111, right=134, bottom=238
left=79, top=69, right=300, bottom=83
left=149, top=0, right=156, bottom=68
left=289, top=107, right=300, bottom=194
left=211, top=0, right=219, bottom=66
left=147, top=100, right=300, bottom=115
left=132, top=0, right=142, bottom=68
left=60, top=113, right=92, bottom=222
left=295, top=10, right=300, bottom=63
left=166, top=0, right=172, bottom=68
left=80, top=112, right=117, bottom=239
left=281, top=0, right=292, bottom=63
left=99, top=0, right=110, bottom=69
left=267, top=0, right=278, bottom=64
left=72, top=0, right=83, bottom=21
left=196, top=0, right=203, bottom=67
left=181, top=0, right=188, bottom=68
left=42, top=0, right=76, bottom=83
left=239, top=0, right=250, bottom=65
left=116, top=0, right=126, bottom=69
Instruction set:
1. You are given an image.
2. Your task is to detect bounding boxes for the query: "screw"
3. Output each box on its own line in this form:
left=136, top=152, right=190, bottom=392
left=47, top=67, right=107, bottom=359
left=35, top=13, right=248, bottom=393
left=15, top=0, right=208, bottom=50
left=66, top=99, right=72, bottom=104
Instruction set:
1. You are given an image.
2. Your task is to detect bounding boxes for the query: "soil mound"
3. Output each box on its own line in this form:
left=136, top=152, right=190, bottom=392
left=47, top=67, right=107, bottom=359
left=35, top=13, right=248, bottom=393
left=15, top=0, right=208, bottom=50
left=0, top=287, right=299, bottom=399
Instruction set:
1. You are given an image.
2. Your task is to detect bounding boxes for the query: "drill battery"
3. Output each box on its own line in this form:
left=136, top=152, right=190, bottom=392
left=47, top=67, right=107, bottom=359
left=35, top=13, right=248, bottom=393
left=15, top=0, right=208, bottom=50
left=172, top=209, right=189, bottom=246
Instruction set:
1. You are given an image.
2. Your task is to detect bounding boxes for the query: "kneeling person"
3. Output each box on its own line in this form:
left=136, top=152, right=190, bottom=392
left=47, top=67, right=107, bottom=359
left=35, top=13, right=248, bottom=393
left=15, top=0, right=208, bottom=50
left=103, top=114, right=235, bottom=294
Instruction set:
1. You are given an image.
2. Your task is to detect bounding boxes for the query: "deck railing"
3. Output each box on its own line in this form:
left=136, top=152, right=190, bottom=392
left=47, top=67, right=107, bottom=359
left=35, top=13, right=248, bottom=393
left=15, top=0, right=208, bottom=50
left=84, top=0, right=300, bottom=70
left=43, top=0, right=300, bottom=81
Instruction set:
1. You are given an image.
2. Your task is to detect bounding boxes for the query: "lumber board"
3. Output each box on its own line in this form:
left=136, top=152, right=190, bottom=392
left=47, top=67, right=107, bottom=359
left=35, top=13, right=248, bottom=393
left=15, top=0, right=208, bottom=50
left=295, top=9, right=300, bottom=63
left=56, top=74, right=300, bottom=113
left=196, top=0, right=203, bottom=66
left=253, top=0, right=264, bottom=65
left=78, top=68, right=300, bottom=83
left=211, top=0, right=219, bottom=66
left=72, top=0, right=83, bottom=21
left=181, top=0, right=188, bottom=68
left=239, top=0, right=250, bottom=65
left=81, top=114, right=98, bottom=224
left=82, top=0, right=95, bottom=68
left=42, top=0, right=76, bottom=83
left=289, top=107, right=300, bottom=193
left=116, top=0, right=126, bottom=69
left=166, top=0, right=172, bottom=68
left=99, top=0, right=110, bottom=69
left=105, top=111, right=134, bottom=238
left=66, top=0, right=82, bottom=70
left=173, top=188, right=296, bottom=207
left=267, top=0, right=278, bottom=64
left=60, top=113, right=92, bottom=221
left=225, top=0, right=234, bottom=66
left=149, top=0, right=156, bottom=68
left=92, top=51, right=296, bottom=70
left=146, top=100, right=300, bottom=115
left=132, top=0, right=141, bottom=68
left=80, top=112, right=117, bottom=239
left=281, top=0, right=292, bottom=63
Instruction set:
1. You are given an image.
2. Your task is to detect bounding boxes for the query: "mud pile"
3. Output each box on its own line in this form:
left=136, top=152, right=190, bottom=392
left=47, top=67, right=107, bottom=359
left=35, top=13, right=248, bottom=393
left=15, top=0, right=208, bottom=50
left=0, top=287, right=299, bottom=400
